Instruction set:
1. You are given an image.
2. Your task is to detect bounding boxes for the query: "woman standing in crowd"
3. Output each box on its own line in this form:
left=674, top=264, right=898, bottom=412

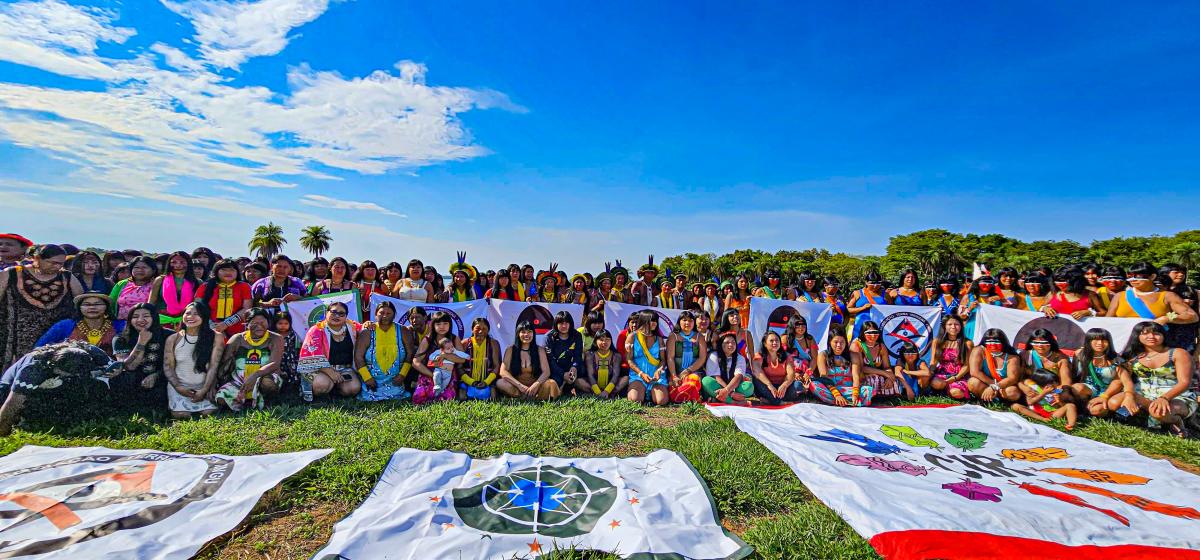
left=215, top=308, right=283, bottom=411
left=0, top=244, right=84, bottom=369
left=698, top=280, right=723, bottom=323
left=821, top=276, right=849, bottom=327
left=967, top=328, right=1023, bottom=403
left=411, top=312, right=461, bottom=404
left=111, top=302, right=171, bottom=408
left=1160, top=264, right=1198, bottom=352
left=484, top=269, right=520, bottom=300
left=353, top=260, right=384, bottom=317
left=1016, top=274, right=1053, bottom=312
left=1125, top=322, right=1196, bottom=438
left=459, top=317, right=501, bottom=400
left=194, top=259, right=252, bottom=335
left=101, top=251, right=126, bottom=279
left=424, top=266, right=446, bottom=301
left=381, top=262, right=404, bottom=295
left=665, top=311, right=706, bottom=403
left=849, top=321, right=903, bottom=399
left=149, top=251, right=200, bottom=328
left=242, top=262, right=267, bottom=286
left=1072, top=329, right=1134, bottom=418
left=497, top=321, right=559, bottom=400
left=250, top=255, right=306, bottom=317
left=847, top=272, right=886, bottom=339
left=888, top=269, right=923, bottom=306
left=303, top=258, right=330, bottom=290
left=163, top=301, right=222, bottom=418
left=36, top=293, right=123, bottom=356
left=958, top=275, right=1000, bottom=339
left=1043, top=270, right=1100, bottom=319
left=1106, top=263, right=1198, bottom=328
left=393, top=259, right=433, bottom=302
left=996, top=268, right=1021, bottom=307
left=1095, top=265, right=1126, bottom=312
left=625, top=310, right=668, bottom=405
left=309, top=257, right=355, bottom=296
left=297, top=302, right=362, bottom=400
left=929, top=315, right=971, bottom=399
left=751, top=331, right=800, bottom=405
left=796, top=272, right=821, bottom=303
left=562, top=274, right=594, bottom=308
left=109, top=256, right=157, bottom=321
left=445, top=258, right=482, bottom=302
left=930, top=276, right=960, bottom=317
left=724, top=275, right=753, bottom=327
left=353, top=300, right=412, bottom=402
left=812, top=330, right=872, bottom=407
left=72, top=251, right=112, bottom=295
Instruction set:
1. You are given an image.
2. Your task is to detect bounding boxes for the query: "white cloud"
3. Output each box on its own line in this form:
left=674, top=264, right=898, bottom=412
left=0, top=0, right=135, bottom=79
left=300, top=194, right=406, bottom=217
left=162, top=0, right=332, bottom=70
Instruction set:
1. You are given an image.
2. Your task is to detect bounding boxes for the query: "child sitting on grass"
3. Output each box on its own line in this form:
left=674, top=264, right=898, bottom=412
left=892, top=342, right=929, bottom=401
left=427, top=338, right=468, bottom=395
left=1012, top=369, right=1078, bottom=430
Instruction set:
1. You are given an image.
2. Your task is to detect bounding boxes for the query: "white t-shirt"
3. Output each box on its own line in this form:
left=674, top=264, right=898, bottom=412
left=705, top=353, right=747, bottom=381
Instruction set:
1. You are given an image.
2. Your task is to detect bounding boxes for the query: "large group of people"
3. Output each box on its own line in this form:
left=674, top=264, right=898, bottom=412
left=0, top=233, right=1197, bottom=439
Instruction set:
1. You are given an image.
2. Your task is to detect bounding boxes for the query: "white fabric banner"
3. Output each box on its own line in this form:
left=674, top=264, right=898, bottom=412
left=283, top=290, right=361, bottom=331
left=488, top=300, right=585, bottom=350
left=746, top=297, right=832, bottom=351
left=708, top=404, right=1200, bottom=559
left=865, top=304, right=942, bottom=360
left=0, top=445, right=329, bottom=559
left=369, top=293, right=490, bottom=341
left=313, top=448, right=751, bottom=560
left=974, top=304, right=1143, bottom=352
left=603, top=301, right=684, bottom=339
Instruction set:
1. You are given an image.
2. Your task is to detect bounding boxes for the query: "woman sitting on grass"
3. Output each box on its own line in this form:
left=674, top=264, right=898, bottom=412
left=353, top=300, right=412, bottom=402
left=967, top=329, right=1023, bottom=404
left=214, top=308, right=283, bottom=412
left=297, top=302, right=362, bottom=401
left=702, top=332, right=753, bottom=404
left=582, top=329, right=626, bottom=398
left=752, top=331, right=801, bottom=405
left=811, top=330, right=872, bottom=407
left=625, top=310, right=669, bottom=406
left=1124, top=321, right=1196, bottom=438
left=459, top=317, right=502, bottom=400
left=892, top=342, right=928, bottom=400
left=164, top=301, right=223, bottom=418
left=665, top=311, right=706, bottom=403
left=928, top=315, right=972, bottom=399
left=496, top=321, right=559, bottom=400
left=1011, top=361, right=1079, bottom=430
left=1072, top=328, right=1135, bottom=419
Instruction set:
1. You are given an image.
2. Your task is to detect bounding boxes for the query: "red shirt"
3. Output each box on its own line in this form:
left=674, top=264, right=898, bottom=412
left=1049, top=293, right=1091, bottom=315
left=195, top=281, right=252, bottom=321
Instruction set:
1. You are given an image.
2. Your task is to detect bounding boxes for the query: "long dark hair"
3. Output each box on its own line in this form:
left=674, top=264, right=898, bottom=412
left=782, top=314, right=815, bottom=352
left=823, top=330, right=851, bottom=363
left=1123, top=321, right=1169, bottom=359
left=758, top=331, right=787, bottom=369
left=424, top=311, right=456, bottom=350
left=979, top=328, right=1016, bottom=355
left=589, top=329, right=613, bottom=352
left=1024, top=328, right=1061, bottom=357
left=1074, top=328, right=1119, bottom=382
left=717, top=308, right=740, bottom=333
left=712, top=332, right=740, bottom=381
left=70, top=250, right=102, bottom=277
left=552, top=310, right=577, bottom=338
left=937, top=315, right=967, bottom=366
left=182, top=301, right=216, bottom=374
left=508, top=320, right=542, bottom=377
left=304, top=257, right=330, bottom=284
left=116, top=302, right=163, bottom=350
left=491, top=269, right=517, bottom=300
left=164, top=251, right=201, bottom=287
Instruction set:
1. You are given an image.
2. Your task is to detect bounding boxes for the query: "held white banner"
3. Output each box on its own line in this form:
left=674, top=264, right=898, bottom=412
left=313, top=448, right=751, bottom=560
left=369, top=293, right=490, bottom=342
left=0, top=445, right=330, bottom=559
left=865, top=304, right=942, bottom=360
left=746, top=297, right=832, bottom=351
left=488, top=300, right=585, bottom=350
left=707, top=404, right=1200, bottom=559
left=974, top=304, right=1143, bottom=352
left=603, top=301, right=684, bottom=339
left=283, top=290, right=361, bottom=331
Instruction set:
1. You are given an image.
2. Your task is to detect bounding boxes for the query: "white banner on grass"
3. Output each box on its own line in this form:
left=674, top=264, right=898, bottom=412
left=488, top=300, right=585, bottom=349
left=369, top=294, right=490, bottom=341
left=865, top=304, right=942, bottom=360
left=708, top=404, right=1200, bottom=559
left=283, top=290, right=361, bottom=331
left=974, top=304, right=1142, bottom=352
left=603, top=301, right=684, bottom=339
left=313, top=448, right=751, bottom=560
left=0, top=445, right=329, bottom=559
left=746, top=297, right=832, bottom=351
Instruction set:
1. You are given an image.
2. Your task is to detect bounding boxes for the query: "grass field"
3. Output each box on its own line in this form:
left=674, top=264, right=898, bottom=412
left=2, top=398, right=1199, bottom=559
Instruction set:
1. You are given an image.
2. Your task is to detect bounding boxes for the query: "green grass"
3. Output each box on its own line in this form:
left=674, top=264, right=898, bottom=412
left=3, top=397, right=1198, bottom=559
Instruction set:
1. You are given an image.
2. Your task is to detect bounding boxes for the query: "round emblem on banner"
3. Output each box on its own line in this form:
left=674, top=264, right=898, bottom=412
left=306, top=304, right=327, bottom=326
left=1013, top=317, right=1086, bottom=352
left=516, top=305, right=555, bottom=337
left=0, top=453, right=232, bottom=558
left=767, top=305, right=798, bottom=336
left=880, top=311, right=933, bottom=359
left=452, top=464, right=618, bottom=538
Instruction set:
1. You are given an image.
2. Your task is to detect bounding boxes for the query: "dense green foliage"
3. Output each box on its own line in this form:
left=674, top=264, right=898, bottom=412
left=662, top=229, right=1200, bottom=290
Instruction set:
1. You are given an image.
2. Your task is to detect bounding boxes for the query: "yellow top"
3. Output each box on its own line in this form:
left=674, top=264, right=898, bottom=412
left=1113, top=290, right=1169, bottom=319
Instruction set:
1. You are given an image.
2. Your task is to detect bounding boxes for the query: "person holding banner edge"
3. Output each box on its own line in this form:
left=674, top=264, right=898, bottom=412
left=1106, top=263, right=1197, bottom=329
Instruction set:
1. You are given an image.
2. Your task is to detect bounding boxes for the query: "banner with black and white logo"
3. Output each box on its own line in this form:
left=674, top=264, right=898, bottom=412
left=974, top=304, right=1143, bottom=352
left=487, top=300, right=585, bottom=350
left=746, top=297, right=832, bottom=351
left=0, top=445, right=329, bottom=559
left=313, top=448, right=750, bottom=560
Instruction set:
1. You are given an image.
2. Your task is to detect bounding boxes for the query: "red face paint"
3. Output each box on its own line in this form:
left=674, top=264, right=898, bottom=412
left=979, top=284, right=993, bottom=293
left=1054, top=282, right=1069, bottom=291
left=985, top=342, right=1003, bottom=353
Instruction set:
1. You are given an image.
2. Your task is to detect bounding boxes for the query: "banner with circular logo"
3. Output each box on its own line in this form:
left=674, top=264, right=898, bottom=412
left=0, top=446, right=329, bottom=559
left=314, top=448, right=751, bottom=560
left=865, top=304, right=943, bottom=360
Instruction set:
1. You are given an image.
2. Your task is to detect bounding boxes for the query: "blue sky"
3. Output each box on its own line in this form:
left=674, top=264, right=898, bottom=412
left=1, top=0, right=1198, bottom=271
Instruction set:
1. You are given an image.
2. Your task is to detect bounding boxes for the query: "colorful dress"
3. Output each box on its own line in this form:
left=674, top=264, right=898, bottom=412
left=1, top=267, right=75, bottom=370
left=460, top=335, right=498, bottom=400
left=858, top=340, right=901, bottom=397
left=932, top=342, right=969, bottom=398
left=851, top=291, right=886, bottom=339
left=629, top=333, right=667, bottom=389
left=214, top=334, right=272, bottom=411
left=194, top=281, right=252, bottom=334
left=1131, top=350, right=1198, bottom=428
left=35, top=319, right=125, bottom=357
left=359, top=324, right=411, bottom=402
left=669, top=332, right=703, bottom=403
left=156, top=275, right=197, bottom=326
left=110, top=278, right=153, bottom=321
left=810, top=355, right=873, bottom=407
left=932, top=294, right=958, bottom=317
left=1081, top=359, right=1121, bottom=396
left=412, top=336, right=459, bottom=404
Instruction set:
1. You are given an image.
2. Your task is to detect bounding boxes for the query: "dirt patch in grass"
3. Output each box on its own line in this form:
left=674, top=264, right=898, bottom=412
left=201, top=501, right=351, bottom=560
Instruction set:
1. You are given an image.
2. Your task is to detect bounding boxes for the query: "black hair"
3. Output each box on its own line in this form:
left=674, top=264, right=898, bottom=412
left=823, top=275, right=840, bottom=290
left=423, top=265, right=445, bottom=294
left=328, top=257, right=351, bottom=281
left=1101, top=265, right=1126, bottom=279
left=583, top=310, right=604, bottom=336
left=244, top=307, right=272, bottom=327
left=967, top=275, right=997, bottom=297
left=1052, top=270, right=1087, bottom=295
left=673, top=310, right=697, bottom=333
left=182, top=301, right=216, bottom=374
left=374, top=300, right=397, bottom=315
left=798, top=271, right=821, bottom=293
left=509, top=320, right=542, bottom=376
left=491, top=268, right=517, bottom=300
left=823, top=329, right=851, bottom=363
left=1127, top=262, right=1156, bottom=279
left=897, top=268, right=919, bottom=288
left=70, top=250, right=102, bottom=276
left=326, top=301, right=349, bottom=314
left=272, top=312, right=292, bottom=333
left=1123, top=321, right=1170, bottom=359
left=899, top=341, right=922, bottom=366
left=406, top=259, right=424, bottom=278
left=1025, top=328, right=1061, bottom=355
left=553, top=310, right=576, bottom=334
left=758, top=330, right=787, bottom=369
left=1074, top=328, right=1119, bottom=382
left=589, top=328, right=613, bottom=352
left=979, top=328, right=1016, bottom=355
left=304, top=257, right=330, bottom=284
left=127, top=255, right=159, bottom=280
left=864, top=270, right=884, bottom=284
left=115, top=302, right=162, bottom=351
left=35, top=243, right=66, bottom=259
left=717, top=308, right=741, bottom=333
left=1023, top=274, right=1051, bottom=295
left=469, top=316, right=491, bottom=337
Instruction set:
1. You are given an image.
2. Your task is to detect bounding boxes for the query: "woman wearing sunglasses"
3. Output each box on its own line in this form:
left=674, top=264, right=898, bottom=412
left=297, top=301, right=363, bottom=400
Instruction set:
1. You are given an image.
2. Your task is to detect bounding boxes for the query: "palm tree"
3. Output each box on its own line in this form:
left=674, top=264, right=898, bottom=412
left=248, top=222, right=286, bottom=260
left=1171, top=242, right=1200, bottom=270
left=300, top=226, right=332, bottom=258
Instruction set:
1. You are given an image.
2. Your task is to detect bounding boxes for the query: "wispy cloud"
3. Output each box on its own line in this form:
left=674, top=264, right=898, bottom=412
left=300, top=194, right=406, bottom=217
left=0, top=0, right=522, bottom=202
left=162, top=0, right=332, bottom=70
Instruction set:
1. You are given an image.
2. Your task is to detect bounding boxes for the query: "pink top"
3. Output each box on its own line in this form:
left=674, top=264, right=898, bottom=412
left=117, top=280, right=153, bottom=320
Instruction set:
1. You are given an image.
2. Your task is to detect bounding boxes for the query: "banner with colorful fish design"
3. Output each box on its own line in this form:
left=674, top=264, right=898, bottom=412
left=312, top=448, right=750, bottom=560
left=707, top=403, right=1200, bottom=559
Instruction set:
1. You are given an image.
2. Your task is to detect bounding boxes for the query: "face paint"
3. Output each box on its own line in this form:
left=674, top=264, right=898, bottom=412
left=940, top=283, right=954, bottom=293
left=1054, top=282, right=1069, bottom=291
left=979, top=283, right=993, bottom=293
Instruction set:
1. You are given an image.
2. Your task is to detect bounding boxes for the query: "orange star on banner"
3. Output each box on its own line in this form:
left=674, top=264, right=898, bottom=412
left=609, top=519, right=621, bottom=529
left=442, top=522, right=455, bottom=530
left=429, top=496, right=441, bottom=503
left=628, top=497, right=640, bottom=505
left=528, top=539, right=542, bottom=553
